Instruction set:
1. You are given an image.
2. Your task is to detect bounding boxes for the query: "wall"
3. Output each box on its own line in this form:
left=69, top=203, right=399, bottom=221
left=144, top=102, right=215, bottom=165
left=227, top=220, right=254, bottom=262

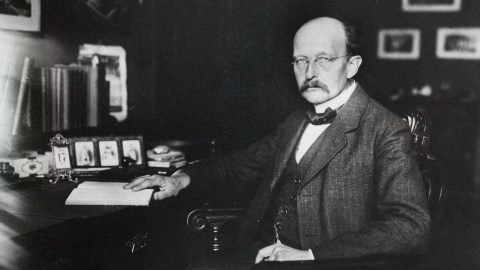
left=144, top=0, right=480, bottom=206
left=2, top=0, right=479, bottom=207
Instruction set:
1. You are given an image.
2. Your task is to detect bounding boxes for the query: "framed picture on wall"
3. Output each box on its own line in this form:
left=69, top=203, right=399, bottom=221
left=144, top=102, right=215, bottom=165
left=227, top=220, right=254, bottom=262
left=402, top=0, right=461, bottom=12
left=0, top=0, right=41, bottom=31
left=378, top=29, right=421, bottom=60
left=436, top=28, right=480, bottom=59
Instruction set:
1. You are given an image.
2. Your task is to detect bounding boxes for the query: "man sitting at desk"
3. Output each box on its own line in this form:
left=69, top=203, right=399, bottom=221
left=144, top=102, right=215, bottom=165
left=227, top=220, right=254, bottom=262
left=125, top=16, right=430, bottom=263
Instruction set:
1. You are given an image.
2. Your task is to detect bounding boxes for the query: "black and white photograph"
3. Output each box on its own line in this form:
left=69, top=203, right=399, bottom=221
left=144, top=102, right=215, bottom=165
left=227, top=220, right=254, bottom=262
left=402, top=0, right=462, bottom=12
left=436, top=28, right=480, bottom=59
left=98, top=140, right=120, bottom=167
left=0, top=0, right=40, bottom=31
left=1, top=1, right=480, bottom=269
left=378, top=29, right=421, bottom=59
left=121, top=138, right=143, bottom=165
left=73, top=140, right=96, bottom=167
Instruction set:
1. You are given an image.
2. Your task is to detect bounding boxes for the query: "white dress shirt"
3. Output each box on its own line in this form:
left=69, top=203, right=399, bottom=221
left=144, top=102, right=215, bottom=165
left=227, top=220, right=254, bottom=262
left=295, top=81, right=357, bottom=163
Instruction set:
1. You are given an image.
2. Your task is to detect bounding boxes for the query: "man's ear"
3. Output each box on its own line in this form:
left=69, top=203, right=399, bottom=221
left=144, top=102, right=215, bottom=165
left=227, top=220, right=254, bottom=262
left=346, top=55, right=362, bottom=79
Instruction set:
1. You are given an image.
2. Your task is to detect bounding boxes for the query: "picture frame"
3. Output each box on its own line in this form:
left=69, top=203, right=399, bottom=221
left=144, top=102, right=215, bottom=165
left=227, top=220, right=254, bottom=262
left=378, top=29, right=421, bottom=60
left=69, top=135, right=145, bottom=169
left=49, top=134, right=75, bottom=184
left=0, top=0, right=41, bottom=32
left=120, top=136, right=145, bottom=166
left=78, top=44, right=128, bottom=123
left=70, top=137, right=98, bottom=167
left=402, top=0, right=461, bottom=12
left=436, top=28, right=480, bottom=59
left=98, top=139, right=121, bottom=167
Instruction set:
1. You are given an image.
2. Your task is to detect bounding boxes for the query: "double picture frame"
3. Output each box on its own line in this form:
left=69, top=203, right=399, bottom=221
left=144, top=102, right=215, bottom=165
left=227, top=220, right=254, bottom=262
left=69, top=135, right=145, bottom=169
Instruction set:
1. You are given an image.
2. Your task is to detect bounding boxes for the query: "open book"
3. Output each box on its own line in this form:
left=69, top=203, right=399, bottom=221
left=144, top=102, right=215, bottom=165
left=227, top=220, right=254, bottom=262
left=65, top=181, right=153, bottom=206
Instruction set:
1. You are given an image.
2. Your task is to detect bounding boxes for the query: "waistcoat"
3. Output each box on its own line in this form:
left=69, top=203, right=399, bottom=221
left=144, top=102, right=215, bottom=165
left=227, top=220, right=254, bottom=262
left=256, top=128, right=328, bottom=248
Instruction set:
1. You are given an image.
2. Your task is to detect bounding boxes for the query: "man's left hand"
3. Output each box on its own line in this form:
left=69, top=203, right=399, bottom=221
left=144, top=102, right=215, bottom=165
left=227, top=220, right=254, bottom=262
left=254, top=242, right=314, bottom=264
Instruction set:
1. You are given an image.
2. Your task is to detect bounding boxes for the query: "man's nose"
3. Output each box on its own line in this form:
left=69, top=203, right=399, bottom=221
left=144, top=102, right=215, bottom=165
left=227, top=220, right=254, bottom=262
left=305, top=60, right=317, bottom=80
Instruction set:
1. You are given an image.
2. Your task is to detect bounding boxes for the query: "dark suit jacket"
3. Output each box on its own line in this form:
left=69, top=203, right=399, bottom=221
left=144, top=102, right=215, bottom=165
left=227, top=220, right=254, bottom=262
left=183, top=84, right=431, bottom=259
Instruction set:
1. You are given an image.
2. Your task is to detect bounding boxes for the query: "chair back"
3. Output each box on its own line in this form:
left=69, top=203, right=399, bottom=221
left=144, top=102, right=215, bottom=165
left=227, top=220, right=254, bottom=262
left=404, top=111, right=445, bottom=222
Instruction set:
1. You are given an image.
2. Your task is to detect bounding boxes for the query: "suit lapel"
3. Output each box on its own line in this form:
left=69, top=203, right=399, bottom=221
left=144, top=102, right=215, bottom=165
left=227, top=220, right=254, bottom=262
left=301, top=84, right=370, bottom=187
left=270, top=113, right=307, bottom=189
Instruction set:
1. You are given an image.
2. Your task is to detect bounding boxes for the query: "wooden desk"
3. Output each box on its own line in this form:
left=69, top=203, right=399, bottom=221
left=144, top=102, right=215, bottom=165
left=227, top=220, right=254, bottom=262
left=0, top=175, right=196, bottom=270
left=0, top=179, right=124, bottom=239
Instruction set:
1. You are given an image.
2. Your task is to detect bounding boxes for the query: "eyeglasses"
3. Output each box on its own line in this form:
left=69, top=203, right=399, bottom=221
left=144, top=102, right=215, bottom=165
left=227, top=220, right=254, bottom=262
left=292, top=55, right=349, bottom=71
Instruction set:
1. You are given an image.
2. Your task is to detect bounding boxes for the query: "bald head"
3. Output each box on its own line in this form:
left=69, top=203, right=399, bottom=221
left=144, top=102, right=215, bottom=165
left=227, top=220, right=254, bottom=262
left=292, top=17, right=362, bottom=106
left=294, top=17, right=349, bottom=58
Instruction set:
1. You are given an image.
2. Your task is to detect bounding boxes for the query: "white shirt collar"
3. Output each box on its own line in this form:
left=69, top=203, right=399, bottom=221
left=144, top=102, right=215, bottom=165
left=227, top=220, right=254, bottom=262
left=314, top=80, right=356, bottom=113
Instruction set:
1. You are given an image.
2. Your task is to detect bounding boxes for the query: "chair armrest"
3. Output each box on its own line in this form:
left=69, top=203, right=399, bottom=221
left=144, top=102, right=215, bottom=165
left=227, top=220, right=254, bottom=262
left=187, top=208, right=247, bottom=252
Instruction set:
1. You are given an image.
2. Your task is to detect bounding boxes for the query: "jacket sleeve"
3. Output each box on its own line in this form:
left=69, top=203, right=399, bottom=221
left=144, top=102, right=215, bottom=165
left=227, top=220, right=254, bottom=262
left=180, top=118, right=288, bottom=201
left=311, top=119, right=431, bottom=259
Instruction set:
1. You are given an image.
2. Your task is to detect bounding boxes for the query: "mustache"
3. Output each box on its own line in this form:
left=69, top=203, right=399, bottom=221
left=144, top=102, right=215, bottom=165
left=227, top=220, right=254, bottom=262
left=300, top=80, right=328, bottom=92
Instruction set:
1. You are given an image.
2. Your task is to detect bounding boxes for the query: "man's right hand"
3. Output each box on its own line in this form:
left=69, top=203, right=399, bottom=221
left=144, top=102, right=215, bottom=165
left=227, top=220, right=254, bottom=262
left=123, top=171, right=190, bottom=200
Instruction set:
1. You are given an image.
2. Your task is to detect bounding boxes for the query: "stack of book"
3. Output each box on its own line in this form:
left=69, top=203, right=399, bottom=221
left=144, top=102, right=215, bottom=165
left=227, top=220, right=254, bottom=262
left=146, top=148, right=187, bottom=169
left=40, top=64, right=109, bottom=132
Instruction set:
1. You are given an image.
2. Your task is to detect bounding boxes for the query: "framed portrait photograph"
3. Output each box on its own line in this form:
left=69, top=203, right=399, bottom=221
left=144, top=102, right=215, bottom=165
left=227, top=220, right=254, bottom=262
left=402, top=0, right=461, bottom=12
left=72, top=140, right=97, bottom=167
left=378, top=29, right=421, bottom=60
left=98, top=140, right=120, bottom=167
left=436, top=28, right=480, bottom=59
left=120, top=136, right=144, bottom=166
left=0, top=0, right=41, bottom=31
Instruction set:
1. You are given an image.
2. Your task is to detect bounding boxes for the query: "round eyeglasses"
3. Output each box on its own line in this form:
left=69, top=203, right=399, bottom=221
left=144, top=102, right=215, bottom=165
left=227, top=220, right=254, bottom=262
left=292, top=55, right=349, bottom=71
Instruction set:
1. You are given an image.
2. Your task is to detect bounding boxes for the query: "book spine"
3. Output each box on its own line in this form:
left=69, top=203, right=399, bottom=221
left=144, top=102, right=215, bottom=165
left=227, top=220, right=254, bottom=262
left=28, top=68, right=43, bottom=131
left=25, top=68, right=42, bottom=131
left=81, top=70, right=88, bottom=128
left=0, top=62, right=20, bottom=137
left=97, top=64, right=109, bottom=126
left=61, top=68, right=70, bottom=131
left=87, top=66, right=99, bottom=127
left=41, top=67, right=50, bottom=132
left=49, top=67, right=57, bottom=132
left=55, top=68, right=62, bottom=131
left=0, top=61, right=9, bottom=112
left=12, top=57, right=35, bottom=135
left=70, top=69, right=78, bottom=130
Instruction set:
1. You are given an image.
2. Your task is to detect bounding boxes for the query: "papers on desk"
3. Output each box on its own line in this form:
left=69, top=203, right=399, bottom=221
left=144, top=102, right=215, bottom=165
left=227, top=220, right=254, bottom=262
left=65, top=181, right=153, bottom=206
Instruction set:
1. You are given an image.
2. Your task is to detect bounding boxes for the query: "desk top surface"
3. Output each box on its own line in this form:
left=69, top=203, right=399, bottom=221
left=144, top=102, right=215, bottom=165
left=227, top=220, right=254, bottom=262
left=0, top=177, right=125, bottom=241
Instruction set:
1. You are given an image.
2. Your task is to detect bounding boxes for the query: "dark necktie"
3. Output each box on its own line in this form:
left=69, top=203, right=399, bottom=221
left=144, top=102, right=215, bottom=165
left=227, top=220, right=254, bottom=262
left=305, top=107, right=337, bottom=125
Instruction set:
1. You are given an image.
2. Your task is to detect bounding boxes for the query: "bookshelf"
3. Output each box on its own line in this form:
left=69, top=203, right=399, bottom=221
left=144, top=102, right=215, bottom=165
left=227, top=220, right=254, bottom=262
left=0, top=56, right=111, bottom=154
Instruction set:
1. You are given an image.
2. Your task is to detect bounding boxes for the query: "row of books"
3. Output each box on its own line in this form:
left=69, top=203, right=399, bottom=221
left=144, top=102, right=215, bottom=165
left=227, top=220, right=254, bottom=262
left=40, top=64, right=109, bottom=132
